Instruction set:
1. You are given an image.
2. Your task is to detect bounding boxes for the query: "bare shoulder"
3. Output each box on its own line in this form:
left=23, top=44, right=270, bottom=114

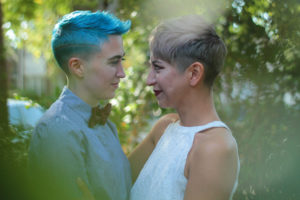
left=157, top=113, right=179, bottom=123
left=184, top=127, right=239, bottom=198
left=188, top=127, right=238, bottom=167
left=150, top=113, right=179, bottom=144
left=156, top=113, right=179, bottom=126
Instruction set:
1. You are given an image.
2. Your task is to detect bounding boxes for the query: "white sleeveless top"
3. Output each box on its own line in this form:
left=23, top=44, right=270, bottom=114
left=130, top=121, right=239, bottom=200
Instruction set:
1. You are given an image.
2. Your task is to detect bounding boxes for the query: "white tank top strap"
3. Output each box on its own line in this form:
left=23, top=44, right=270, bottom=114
left=199, top=121, right=230, bottom=131
left=174, top=120, right=230, bottom=134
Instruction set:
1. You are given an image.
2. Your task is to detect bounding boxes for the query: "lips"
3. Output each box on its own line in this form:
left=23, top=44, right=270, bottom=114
left=111, top=82, right=119, bottom=88
left=153, top=90, right=162, bottom=96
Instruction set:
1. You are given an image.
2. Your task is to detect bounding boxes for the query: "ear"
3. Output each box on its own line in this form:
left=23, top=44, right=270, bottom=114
left=186, top=62, right=204, bottom=87
left=68, top=57, right=85, bottom=78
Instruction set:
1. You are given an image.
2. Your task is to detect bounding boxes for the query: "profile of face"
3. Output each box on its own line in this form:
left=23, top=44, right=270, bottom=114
left=81, top=35, right=126, bottom=101
left=147, top=56, right=188, bottom=109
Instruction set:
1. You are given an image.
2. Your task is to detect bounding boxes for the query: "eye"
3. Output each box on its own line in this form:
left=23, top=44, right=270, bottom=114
left=110, top=60, right=119, bottom=65
left=109, top=57, right=124, bottom=65
left=153, top=64, right=163, bottom=72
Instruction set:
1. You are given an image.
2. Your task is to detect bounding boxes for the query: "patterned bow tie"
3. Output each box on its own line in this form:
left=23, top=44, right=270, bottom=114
left=88, top=103, right=112, bottom=128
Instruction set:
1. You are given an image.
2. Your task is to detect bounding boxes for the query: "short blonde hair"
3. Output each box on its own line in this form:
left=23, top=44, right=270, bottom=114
left=150, top=15, right=227, bottom=87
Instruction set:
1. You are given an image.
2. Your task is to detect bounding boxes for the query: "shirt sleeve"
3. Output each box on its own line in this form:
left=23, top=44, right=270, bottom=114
left=28, top=118, right=90, bottom=200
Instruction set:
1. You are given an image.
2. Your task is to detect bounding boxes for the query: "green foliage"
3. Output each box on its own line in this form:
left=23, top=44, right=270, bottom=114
left=215, top=0, right=300, bottom=199
left=10, top=86, right=61, bottom=108
left=11, top=92, right=41, bottom=108
left=0, top=122, right=35, bottom=200
left=8, top=124, right=33, bottom=164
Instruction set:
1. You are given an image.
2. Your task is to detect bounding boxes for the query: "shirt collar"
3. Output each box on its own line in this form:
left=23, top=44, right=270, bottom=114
left=58, top=86, right=93, bottom=123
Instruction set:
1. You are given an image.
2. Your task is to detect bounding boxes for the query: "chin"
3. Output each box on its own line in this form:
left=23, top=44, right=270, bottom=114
left=100, top=93, right=115, bottom=100
left=107, top=94, right=115, bottom=99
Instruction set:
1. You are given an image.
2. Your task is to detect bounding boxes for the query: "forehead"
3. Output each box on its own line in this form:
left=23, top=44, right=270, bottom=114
left=150, top=55, right=172, bottom=66
left=96, top=35, right=124, bottom=59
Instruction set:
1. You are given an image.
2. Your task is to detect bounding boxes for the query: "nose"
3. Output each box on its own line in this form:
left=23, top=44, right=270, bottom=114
left=146, top=69, right=156, bottom=86
left=116, top=64, right=126, bottom=78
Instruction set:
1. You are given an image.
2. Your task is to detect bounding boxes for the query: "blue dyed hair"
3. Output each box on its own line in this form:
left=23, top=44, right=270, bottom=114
left=51, top=10, right=131, bottom=74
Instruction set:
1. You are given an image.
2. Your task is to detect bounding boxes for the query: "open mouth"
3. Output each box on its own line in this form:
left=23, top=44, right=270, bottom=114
left=154, top=90, right=162, bottom=96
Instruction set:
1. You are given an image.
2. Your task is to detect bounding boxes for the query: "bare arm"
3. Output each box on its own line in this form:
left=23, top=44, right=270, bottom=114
left=184, top=129, right=239, bottom=200
left=128, top=113, right=178, bottom=183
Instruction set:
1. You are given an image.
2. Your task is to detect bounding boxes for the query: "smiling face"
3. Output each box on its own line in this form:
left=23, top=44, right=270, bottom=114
left=147, top=56, right=189, bottom=108
left=81, top=35, right=125, bottom=103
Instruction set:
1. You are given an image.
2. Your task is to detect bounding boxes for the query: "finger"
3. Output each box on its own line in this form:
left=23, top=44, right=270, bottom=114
left=77, top=177, right=95, bottom=200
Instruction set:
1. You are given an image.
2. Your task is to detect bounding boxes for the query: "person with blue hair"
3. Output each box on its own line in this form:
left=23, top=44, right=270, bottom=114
left=28, top=10, right=131, bottom=200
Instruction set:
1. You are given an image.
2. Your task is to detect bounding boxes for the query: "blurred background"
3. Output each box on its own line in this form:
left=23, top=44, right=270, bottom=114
left=0, top=0, right=299, bottom=199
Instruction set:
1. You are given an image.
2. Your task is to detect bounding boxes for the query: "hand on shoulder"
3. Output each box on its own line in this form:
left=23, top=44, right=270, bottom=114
left=151, top=113, right=179, bottom=144
left=128, top=113, right=178, bottom=183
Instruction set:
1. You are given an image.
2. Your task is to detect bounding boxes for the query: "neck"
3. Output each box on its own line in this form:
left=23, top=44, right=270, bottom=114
left=68, top=78, right=99, bottom=107
left=176, top=88, right=220, bottom=127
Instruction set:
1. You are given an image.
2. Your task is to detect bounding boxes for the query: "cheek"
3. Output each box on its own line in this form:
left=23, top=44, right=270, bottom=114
left=159, top=72, right=177, bottom=87
left=164, top=75, right=185, bottom=95
left=93, top=67, right=113, bottom=82
left=84, top=70, right=105, bottom=89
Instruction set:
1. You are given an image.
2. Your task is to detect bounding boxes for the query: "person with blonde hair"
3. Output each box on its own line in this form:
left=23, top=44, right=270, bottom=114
left=129, top=15, right=240, bottom=200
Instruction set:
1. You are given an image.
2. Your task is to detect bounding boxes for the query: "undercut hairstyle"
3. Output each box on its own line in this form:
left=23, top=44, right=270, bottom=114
left=150, top=15, right=227, bottom=88
left=51, top=10, right=131, bottom=74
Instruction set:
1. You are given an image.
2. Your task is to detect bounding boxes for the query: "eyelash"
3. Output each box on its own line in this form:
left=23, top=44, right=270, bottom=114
left=110, top=58, right=125, bottom=65
left=153, top=64, right=163, bottom=71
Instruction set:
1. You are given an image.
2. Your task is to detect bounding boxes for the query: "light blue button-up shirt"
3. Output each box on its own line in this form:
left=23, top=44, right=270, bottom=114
left=28, top=87, right=131, bottom=200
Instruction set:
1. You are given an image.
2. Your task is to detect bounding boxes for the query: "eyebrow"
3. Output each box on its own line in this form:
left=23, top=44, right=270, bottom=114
left=108, top=53, right=126, bottom=61
left=150, top=60, right=162, bottom=66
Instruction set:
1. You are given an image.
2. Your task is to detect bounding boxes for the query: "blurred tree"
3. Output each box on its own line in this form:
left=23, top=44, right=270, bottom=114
left=215, top=0, right=300, bottom=199
left=0, top=0, right=9, bottom=135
